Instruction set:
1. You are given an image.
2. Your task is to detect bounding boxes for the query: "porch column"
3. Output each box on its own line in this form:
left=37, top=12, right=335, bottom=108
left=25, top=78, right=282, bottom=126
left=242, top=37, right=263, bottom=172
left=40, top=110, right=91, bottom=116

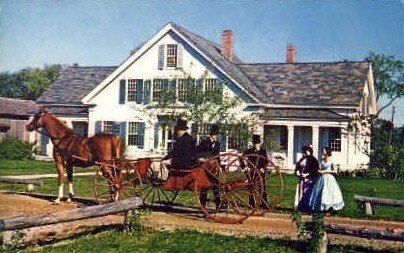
left=312, top=125, right=320, bottom=159
left=341, top=127, right=349, bottom=169
left=287, top=125, right=294, bottom=169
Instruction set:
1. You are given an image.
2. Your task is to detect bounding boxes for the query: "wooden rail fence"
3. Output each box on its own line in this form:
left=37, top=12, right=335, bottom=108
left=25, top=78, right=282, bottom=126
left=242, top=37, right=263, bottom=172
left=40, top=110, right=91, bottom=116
left=0, top=197, right=143, bottom=245
left=0, top=178, right=44, bottom=192
left=354, top=195, right=404, bottom=215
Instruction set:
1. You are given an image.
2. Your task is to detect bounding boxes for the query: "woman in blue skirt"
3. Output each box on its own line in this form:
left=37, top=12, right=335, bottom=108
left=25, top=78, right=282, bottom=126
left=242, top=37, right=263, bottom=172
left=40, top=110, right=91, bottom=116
left=309, top=147, right=344, bottom=213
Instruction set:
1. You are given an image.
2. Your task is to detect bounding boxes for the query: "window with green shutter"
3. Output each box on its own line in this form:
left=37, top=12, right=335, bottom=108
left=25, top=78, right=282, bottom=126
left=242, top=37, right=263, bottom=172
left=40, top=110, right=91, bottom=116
left=128, top=122, right=146, bottom=149
left=128, top=79, right=143, bottom=103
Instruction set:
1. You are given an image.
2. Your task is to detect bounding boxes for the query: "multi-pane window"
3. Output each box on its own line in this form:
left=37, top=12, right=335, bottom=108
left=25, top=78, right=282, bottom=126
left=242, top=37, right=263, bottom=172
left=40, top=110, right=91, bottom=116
left=127, top=79, right=143, bottom=103
left=103, top=121, right=115, bottom=134
left=227, top=135, right=239, bottom=150
left=128, top=122, right=144, bottom=147
left=328, top=128, right=341, bottom=152
left=177, top=79, right=188, bottom=102
left=166, top=44, right=178, bottom=68
left=152, top=79, right=164, bottom=102
left=128, top=79, right=136, bottom=102
left=204, top=78, right=216, bottom=92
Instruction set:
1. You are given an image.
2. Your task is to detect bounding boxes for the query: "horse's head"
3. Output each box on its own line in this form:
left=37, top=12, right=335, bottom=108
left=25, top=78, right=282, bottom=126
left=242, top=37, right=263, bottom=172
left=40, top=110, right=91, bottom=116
left=26, top=106, right=48, bottom=132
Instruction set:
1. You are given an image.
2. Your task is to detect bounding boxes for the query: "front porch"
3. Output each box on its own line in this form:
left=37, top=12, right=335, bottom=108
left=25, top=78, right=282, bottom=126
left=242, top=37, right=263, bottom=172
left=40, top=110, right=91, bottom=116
left=260, top=122, right=349, bottom=170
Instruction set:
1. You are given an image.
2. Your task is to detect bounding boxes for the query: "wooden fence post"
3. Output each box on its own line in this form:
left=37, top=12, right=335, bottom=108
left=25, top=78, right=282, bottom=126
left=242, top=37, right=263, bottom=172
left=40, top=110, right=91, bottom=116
left=364, top=202, right=373, bottom=215
left=316, top=231, right=328, bottom=253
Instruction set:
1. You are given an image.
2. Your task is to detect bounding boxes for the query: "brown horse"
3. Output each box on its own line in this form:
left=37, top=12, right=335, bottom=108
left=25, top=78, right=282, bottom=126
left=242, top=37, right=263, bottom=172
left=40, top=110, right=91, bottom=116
left=26, top=106, right=122, bottom=204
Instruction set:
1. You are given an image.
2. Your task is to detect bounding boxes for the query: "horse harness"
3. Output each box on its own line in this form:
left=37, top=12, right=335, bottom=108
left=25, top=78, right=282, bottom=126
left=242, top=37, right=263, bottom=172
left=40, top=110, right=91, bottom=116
left=35, top=129, right=93, bottom=164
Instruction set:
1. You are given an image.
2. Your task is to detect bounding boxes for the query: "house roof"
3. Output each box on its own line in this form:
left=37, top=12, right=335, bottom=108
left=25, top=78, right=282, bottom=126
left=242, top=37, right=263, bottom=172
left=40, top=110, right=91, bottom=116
left=39, top=23, right=370, bottom=110
left=172, top=23, right=268, bottom=102
left=260, top=108, right=349, bottom=121
left=0, top=97, right=36, bottom=118
left=37, top=66, right=116, bottom=104
left=237, top=61, right=370, bottom=107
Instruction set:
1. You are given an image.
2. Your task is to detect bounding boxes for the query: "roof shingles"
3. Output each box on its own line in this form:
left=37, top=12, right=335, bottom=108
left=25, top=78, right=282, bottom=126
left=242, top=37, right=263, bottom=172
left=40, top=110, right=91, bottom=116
left=237, top=62, right=369, bottom=106
left=37, top=66, right=116, bottom=104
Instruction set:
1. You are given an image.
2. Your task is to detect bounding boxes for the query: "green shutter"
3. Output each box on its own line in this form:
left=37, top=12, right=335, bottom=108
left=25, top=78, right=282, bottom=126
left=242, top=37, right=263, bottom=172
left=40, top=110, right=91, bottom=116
left=95, top=121, right=102, bottom=134
left=144, top=80, right=151, bottom=104
left=191, top=123, right=198, bottom=138
left=219, top=133, right=227, bottom=152
left=136, top=79, right=144, bottom=104
left=177, top=44, right=183, bottom=69
left=158, top=45, right=165, bottom=70
left=138, top=122, right=145, bottom=149
left=170, top=79, right=176, bottom=102
left=119, top=80, right=126, bottom=104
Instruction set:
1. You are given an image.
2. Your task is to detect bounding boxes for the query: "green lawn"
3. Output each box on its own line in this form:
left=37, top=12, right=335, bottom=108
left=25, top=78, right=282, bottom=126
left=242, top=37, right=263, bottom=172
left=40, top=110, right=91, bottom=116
left=1, top=229, right=389, bottom=253
left=0, top=159, right=403, bottom=221
left=0, top=159, right=97, bottom=175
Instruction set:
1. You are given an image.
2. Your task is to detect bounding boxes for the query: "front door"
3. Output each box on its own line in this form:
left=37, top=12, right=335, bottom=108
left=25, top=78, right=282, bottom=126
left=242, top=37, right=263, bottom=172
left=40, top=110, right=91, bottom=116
left=294, top=126, right=312, bottom=162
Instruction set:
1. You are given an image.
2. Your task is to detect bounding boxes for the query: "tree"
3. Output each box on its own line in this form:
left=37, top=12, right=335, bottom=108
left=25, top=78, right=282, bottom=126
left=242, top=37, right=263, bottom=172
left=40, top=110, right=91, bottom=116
left=0, top=65, right=61, bottom=100
left=152, top=71, right=257, bottom=151
left=366, top=52, right=403, bottom=116
left=368, top=119, right=404, bottom=181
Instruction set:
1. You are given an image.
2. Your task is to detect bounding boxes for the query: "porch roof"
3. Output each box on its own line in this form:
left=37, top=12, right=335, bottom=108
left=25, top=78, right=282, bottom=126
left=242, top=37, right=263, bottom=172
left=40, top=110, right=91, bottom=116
left=260, top=108, right=349, bottom=121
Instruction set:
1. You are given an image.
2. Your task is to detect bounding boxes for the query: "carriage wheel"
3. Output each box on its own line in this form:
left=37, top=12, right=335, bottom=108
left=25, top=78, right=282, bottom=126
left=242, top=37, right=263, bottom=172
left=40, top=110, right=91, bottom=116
left=242, top=154, right=284, bottom=211
left=198, top=153, right=264, bottom=224
left=136, top=159, right=178, bottom=207
left=92, top=161, right=141, bottom=204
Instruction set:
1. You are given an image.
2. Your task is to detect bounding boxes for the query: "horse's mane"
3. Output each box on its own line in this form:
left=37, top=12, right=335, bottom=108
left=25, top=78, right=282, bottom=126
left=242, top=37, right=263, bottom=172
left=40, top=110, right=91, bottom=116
left=45, top=112, right=75, bottom=136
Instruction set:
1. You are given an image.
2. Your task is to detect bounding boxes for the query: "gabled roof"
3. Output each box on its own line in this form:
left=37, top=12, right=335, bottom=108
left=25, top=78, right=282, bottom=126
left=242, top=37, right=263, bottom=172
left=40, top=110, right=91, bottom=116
left=37, top=66, right=116, bottom=104
left=237, top=61, right=370, bottom=107
left=82, top=22, right=266, bottom=103
left=0, top=97, right=36, bottom=118
left=41, top=23, right=371, bottom=110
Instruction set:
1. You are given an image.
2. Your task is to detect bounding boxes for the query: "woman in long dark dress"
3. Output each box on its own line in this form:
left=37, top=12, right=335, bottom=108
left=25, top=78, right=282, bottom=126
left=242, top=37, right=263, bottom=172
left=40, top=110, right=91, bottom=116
left=294, top=145, right=320, bottom=212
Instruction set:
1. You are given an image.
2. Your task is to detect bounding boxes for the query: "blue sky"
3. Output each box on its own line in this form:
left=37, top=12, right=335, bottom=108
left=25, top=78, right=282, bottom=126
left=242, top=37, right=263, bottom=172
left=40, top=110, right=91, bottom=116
left=1, top=1, right=403, bottom=125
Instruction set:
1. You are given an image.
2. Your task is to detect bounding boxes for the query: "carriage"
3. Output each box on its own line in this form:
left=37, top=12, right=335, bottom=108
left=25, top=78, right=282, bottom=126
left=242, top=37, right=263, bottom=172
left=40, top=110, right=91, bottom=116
left=92, top=152, right=284, bottom=224
left=25, top=108, right=283, bottom=224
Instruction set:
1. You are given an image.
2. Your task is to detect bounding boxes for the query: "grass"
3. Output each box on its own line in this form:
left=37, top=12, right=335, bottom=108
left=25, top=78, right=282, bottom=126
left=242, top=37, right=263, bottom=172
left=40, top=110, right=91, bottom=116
left=0, top=159, right=97, bottom=175
left=0, top=229, right=391, bottom=253
left=0, top=159, right=403, bottom=221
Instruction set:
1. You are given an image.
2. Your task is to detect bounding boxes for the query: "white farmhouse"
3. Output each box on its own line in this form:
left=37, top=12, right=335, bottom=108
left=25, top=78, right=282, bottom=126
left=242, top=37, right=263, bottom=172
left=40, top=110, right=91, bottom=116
left=36, top=22, right=377, bottom=170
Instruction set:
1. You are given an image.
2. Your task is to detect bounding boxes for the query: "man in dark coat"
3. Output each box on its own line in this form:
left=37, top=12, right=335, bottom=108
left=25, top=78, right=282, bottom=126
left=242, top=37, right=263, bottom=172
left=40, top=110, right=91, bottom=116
left=197, top=125, right=222, bottom=209
left=243, top=134, right=269, bottom=206
left=197, top=124, right=220, bottom=158
left=163, top=119, right=197, bottom=169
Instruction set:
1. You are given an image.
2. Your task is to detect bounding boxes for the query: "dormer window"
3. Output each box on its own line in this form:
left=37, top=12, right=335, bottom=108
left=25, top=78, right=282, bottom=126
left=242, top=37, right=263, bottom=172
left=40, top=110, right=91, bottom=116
left=166, top=44, right=178, bottom=67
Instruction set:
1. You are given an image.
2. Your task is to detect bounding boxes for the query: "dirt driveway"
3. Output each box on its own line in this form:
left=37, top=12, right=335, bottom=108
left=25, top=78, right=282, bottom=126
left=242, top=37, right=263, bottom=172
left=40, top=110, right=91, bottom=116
left=0, top=192, right=403, bottom=251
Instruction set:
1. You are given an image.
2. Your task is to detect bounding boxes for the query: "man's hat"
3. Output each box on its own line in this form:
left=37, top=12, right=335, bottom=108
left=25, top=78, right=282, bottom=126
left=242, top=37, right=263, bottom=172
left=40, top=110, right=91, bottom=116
left=303, top=145, right=313, bottom=154
left=176, top=119, right=189, bottom=130
left=252, top=134, right=261, bottom=144
left=210, top=124, right=219, bottom=135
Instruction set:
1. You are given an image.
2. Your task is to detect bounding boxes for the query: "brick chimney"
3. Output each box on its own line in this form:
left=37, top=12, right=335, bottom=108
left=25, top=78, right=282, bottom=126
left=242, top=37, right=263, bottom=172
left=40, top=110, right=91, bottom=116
left=221, top=30, right=233, bottom=61
left=130, top=49, right=137, bottom=56
left=286, top=43, right=295, bottom=63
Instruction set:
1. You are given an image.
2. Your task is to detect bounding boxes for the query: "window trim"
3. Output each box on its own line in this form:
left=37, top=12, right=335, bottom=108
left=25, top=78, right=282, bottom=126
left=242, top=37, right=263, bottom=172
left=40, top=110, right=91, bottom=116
left=166, top=44, right=178, bottom=68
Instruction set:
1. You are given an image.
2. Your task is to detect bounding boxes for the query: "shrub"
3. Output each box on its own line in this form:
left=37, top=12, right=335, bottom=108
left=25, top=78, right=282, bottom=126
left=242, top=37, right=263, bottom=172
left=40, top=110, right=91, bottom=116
left=0, top=138, right=35, bottom=160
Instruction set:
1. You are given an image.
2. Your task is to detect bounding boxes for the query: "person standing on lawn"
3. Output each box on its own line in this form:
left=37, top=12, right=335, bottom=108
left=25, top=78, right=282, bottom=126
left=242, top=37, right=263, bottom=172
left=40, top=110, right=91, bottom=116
left=197, top=124, right=222, bottom=209
left=309, top=147, right=344, bottom=213
left=243, top=134, right=269, bottom=206
left=294, top=145, right=320, bottom=212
